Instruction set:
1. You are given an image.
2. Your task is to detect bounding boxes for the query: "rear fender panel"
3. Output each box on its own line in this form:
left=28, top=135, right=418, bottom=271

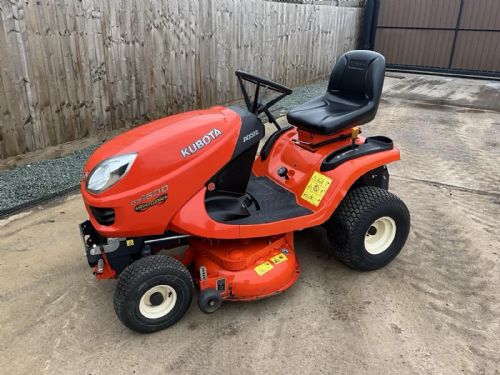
left=350, top=165, right=390, bottom=191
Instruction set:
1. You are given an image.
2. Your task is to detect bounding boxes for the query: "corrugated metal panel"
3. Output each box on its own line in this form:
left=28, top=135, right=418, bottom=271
left=377, top=0, right=460, bottom=28
left=452, top=32, right=500, bottom=71
left=375, top=29, right=454, bottom=68
left=460, top=0, right=500, bottom=30
left=373, top=0, right=500, bottom=77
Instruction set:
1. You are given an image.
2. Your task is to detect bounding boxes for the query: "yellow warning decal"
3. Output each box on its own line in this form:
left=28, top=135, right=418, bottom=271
left=254, top=262, right=274, bottom=276
left=301, top=171, right=332, bottom=207
left=270, top=253, right=288, bottom=265
left=126, top=239, right=134, bottom=246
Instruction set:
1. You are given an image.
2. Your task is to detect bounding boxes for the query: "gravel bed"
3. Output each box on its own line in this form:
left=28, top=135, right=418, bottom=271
left=274, top=79, right=326, bottom=116
left=0, top=146, right=99, bottom=213
left=0, top=79, right=328, bottom=214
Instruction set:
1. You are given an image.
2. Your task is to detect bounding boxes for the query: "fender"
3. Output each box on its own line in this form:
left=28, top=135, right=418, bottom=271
left=312, top=147, right=400, bottom=221
left=252, top=127, right=400, bottom=222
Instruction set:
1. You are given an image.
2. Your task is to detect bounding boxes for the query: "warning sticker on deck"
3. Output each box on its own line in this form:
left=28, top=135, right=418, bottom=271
left=254, top=262, right=274, bottom=276
left=271, top=253, right=288, bottom=265
left=301, top=172, right=332, bottom=207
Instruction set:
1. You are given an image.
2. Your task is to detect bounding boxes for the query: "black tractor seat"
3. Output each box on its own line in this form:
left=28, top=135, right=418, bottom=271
left=287, top=50, right=386, bottom=135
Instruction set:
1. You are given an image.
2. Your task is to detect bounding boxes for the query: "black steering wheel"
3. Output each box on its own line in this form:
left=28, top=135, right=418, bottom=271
left=235, top=70, right=292, bottom=129
left=235, top=71, right=292, bottom=96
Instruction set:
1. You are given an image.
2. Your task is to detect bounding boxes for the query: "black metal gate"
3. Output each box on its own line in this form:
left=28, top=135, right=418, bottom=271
left=365, top=0, right=500, bottom=78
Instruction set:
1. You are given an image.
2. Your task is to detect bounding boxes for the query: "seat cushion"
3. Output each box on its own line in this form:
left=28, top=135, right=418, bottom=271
left=287, top=50, right=385, bottom=135
left=286, top=92, right=373, bottom=135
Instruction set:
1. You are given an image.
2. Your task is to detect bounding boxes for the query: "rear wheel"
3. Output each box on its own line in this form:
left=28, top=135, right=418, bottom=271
left=113, top=255, right=194, bottom=333
left=325, top=186, right=410, bottom=270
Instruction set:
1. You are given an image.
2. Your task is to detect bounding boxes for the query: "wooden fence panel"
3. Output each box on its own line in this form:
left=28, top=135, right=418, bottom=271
left=0, top=0, right=362, bottom=159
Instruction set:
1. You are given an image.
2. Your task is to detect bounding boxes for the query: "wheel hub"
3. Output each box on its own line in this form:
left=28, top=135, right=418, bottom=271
left=139, top=285, right=177, bottom=319
left=364, top=216, right=397, bottom=255
left=149, top=292, right=164, bottom=306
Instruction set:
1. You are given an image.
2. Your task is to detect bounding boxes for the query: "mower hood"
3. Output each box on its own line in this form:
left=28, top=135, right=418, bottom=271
left=81, top=106, right=242, bottom=237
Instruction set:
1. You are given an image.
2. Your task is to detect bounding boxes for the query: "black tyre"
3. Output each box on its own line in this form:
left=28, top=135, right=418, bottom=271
left=325, top=186, right=410, bottom=271
left=113, top=255, right=194, bottom=333
left=197, top=288, right=222, bottom=314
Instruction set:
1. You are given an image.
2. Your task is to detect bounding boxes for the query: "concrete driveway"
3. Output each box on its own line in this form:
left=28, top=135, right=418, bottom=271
left=1, top=74, right=499, bottom=375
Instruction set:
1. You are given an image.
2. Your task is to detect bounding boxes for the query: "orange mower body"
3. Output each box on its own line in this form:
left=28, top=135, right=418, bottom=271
left=78, top=51, right=410, bottom=333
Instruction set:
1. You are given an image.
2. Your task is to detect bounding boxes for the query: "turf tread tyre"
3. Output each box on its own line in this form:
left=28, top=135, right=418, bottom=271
left=113, top=254, right=194, bottom=333
left=326, top=186, right=410, bottom=271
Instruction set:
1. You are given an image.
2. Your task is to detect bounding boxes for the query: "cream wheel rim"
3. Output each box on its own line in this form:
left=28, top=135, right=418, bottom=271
left=139, top=285, right=177, bottom=319
left=364, top=216, right=397, bottom=255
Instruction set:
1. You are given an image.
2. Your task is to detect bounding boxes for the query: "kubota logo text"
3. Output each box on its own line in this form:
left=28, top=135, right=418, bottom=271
left=181, top=128, right=222, bottom=158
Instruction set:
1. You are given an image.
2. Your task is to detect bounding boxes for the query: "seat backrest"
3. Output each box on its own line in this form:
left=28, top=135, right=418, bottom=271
left=327, top=50, right=385, bottom=102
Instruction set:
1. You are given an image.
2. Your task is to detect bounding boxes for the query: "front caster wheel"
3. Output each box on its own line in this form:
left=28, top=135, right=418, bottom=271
left=113, top=255, right=194, bottom=333
left=325, top=186, right=410, bottom=271
left=198, top=288, right=222, bottom=314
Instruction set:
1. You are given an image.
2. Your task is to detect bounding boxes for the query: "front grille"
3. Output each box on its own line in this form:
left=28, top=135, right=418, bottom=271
left=90, top=206, right=115, bottom=226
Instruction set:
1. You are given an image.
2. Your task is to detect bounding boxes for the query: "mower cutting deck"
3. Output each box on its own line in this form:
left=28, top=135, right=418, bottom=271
left=79, top=50, right=410, bottom=333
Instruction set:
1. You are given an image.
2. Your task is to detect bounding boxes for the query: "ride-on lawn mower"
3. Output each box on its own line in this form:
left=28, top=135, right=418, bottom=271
left=79, top=50, right=410, bottom=333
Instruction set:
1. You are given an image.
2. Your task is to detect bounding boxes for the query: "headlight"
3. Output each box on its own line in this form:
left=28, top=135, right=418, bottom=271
left=86, top=153, right=137, bottom=194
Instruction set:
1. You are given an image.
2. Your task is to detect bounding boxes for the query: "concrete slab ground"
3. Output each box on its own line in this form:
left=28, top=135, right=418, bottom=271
left=0, top=74, right=499, bottom=375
